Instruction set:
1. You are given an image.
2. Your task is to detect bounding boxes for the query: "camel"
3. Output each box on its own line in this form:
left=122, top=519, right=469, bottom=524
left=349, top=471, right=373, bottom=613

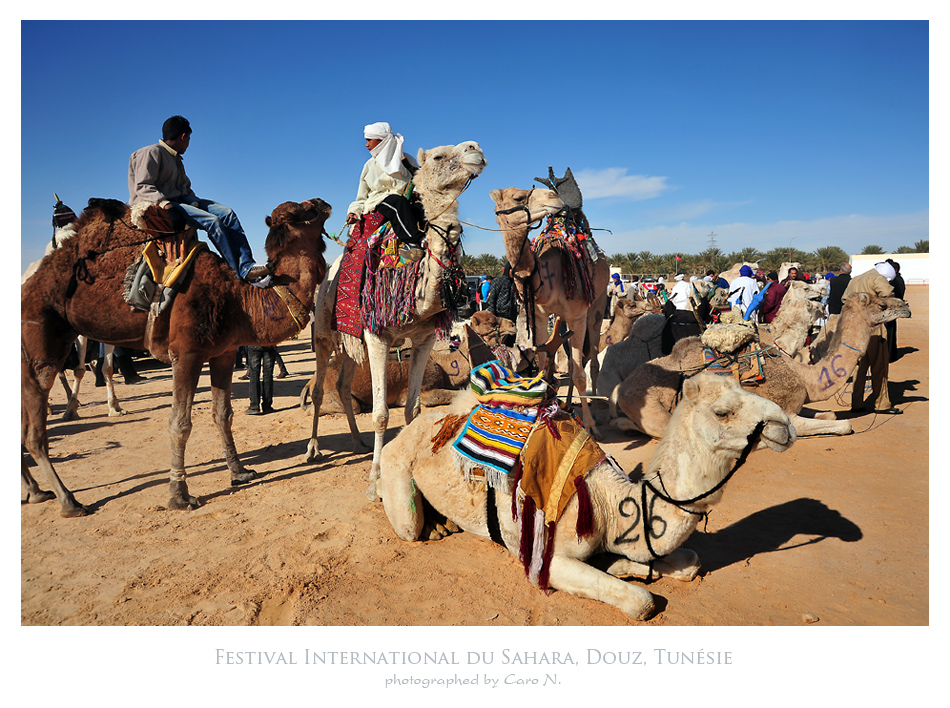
left=595, top=279, right=726, bottom=397
left=610, top=291, right=911, bottom=439
left=305, top=141, right=487, bottom=501
left=490, top=186, right=609, bottom=437
left=379, top=372, right=796, bottom=619
left=600, top=297, right=658, bottom=350
left=23, top=219, right=123, bottom=421
left=21, top=197, right=331, bottom=516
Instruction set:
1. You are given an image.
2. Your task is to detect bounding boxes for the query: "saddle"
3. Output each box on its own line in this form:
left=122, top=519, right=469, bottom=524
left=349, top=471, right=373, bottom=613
left=122, top=203, right=205, bottom=362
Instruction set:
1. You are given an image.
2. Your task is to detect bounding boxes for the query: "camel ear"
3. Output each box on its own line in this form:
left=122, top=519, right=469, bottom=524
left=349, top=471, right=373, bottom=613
left=265, top=216, right=272, bottom=227
left=417, top=147, right=426, bottom=165
left=682, top=376, right=700, bottom=404
left=489, top=189, right=501, bottom=202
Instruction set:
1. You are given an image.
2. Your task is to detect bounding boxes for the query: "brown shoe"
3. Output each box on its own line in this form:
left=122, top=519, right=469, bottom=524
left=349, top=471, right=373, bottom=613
left=275, top=369, right=288, bottom=379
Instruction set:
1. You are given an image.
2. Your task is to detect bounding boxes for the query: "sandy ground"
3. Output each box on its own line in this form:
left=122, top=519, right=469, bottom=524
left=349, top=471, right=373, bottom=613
left=21, top=286, right=928, bottom=627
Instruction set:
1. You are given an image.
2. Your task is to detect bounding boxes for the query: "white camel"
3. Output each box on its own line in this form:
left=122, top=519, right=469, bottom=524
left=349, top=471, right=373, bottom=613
left=380, top=373, right=796, bottom=620
left=306, top=141, right=487, bottom=500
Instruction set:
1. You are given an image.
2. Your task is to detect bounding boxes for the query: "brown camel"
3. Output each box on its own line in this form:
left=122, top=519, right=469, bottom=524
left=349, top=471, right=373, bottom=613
left=306, top=141, right=487, bottom=501
left=600, top=297, right=658, bottom=350
left=490, top=187, right=610, bottom=437
left=609, top=291, right=911, bottom=438
left=21, top=198, right=331, bottom=516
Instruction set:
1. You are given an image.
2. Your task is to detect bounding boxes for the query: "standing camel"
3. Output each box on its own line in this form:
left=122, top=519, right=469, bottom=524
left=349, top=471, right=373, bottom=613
left=305, top=141, right=487, bottom=501
left=22, top=198, right=331, bottom=516
left=490, top=186, right=610, bottom=437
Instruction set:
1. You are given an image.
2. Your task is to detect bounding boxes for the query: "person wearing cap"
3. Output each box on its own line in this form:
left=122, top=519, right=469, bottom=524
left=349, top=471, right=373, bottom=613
left=128, top=115, right=270, bottom=285
left=668, top=273, right=692, bottom=311
left=842, top=262, right=900, bottom=414
left=727, top=265, right=759, bottom=316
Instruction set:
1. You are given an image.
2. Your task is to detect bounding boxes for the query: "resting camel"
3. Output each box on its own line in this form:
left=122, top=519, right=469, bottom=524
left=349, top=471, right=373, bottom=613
left=595, top=280, right=729, bottom=396
left=21, top=198, right=331, bottom=516
left=306, top=141, right=487, bottom=501
left=490, top=186, right=609, bottom=437
left=601, top=297, right=658, bottom=350
left=610, top=291, right=911, bottom=439
left=380, top=372, right=796, bottom=619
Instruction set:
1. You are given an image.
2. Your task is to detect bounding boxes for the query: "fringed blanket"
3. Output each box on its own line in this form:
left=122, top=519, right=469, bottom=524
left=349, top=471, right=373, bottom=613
left=533, top=214, right=598, bottom=305
left=513, top=408, right=604, bottom=589
left=445, top=361, right=604, bottom=591
left=333, top=212, right=385, bottom=339
left=361, top=227, right=424, bottom=334
left=470, top=360, right=551, bottom=407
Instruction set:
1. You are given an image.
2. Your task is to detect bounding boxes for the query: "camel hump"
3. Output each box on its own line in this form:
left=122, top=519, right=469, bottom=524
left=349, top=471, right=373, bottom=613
left=84, top=197, right=130, bottom=222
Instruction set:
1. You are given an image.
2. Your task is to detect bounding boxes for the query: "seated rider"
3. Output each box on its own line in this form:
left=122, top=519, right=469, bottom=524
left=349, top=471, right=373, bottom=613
left=128, top=115, right=270, bottom=286
left=345, top=122, right=425, bottom=253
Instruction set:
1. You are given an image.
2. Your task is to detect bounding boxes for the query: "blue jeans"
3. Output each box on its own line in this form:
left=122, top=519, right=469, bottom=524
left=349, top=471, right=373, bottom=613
left=173, top=198, right=255, bottom=278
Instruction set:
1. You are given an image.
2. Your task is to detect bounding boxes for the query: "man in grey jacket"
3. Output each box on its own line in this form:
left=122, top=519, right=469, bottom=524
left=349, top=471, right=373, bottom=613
left=128, top=115, right=269, bottom=284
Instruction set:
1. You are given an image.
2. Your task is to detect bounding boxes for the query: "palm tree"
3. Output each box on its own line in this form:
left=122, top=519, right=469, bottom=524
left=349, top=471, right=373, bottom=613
left=895, top=246, right=916, bottom=254
left=812, top=246, right=849, bottom=273
left=913, top=239, right=929, bottom=253
left=861, top=245, right=885, bottom=255
left=727, top=247, right=764, bottom=266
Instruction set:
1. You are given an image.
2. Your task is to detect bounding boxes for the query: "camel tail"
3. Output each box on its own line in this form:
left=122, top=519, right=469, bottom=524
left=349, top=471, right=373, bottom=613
left=299, top=382, right=311, bottom=410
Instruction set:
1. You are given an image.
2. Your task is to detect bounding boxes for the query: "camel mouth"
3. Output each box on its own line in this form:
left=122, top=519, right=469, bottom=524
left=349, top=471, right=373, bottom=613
left=759, top=419, right=797, bottom=452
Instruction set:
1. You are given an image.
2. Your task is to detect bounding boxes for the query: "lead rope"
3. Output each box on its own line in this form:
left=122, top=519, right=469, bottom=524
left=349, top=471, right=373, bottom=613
left=640, top=421, right=766, bottom=559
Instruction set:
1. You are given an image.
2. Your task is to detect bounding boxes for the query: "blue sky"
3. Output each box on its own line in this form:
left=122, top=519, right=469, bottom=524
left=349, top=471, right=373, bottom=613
left=20, top=20, right=929, bottom=272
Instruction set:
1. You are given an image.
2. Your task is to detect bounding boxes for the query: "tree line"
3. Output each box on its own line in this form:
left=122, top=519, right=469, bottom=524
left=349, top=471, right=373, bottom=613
left=461, top=240, right=929, bottom=278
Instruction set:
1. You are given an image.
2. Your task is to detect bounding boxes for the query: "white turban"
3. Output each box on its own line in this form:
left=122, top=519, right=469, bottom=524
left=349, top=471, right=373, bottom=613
left=675, top=274, right=684, bottom=281
left=874, top=262, right=896, bottom=281
left=364, top=121, right=407, bottom=177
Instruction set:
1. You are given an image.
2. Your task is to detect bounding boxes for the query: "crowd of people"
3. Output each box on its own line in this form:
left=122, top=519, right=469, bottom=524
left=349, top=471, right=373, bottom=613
left=602, top=258, right=907, bottom=416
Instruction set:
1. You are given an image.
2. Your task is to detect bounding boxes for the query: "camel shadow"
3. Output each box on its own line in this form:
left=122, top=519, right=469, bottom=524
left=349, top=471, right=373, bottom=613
left=889, top=379, right=926, bottom=405
left=684, top=497, right=862, bottom=573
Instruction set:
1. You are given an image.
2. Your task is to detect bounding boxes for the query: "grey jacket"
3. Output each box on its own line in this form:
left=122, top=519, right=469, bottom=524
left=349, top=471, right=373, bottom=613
left=128, top=140, right=195, bottom=205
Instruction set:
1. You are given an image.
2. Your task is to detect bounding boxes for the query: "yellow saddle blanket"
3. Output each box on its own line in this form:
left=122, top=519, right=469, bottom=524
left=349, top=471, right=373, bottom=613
left=142, top=234, right=203, bottom=287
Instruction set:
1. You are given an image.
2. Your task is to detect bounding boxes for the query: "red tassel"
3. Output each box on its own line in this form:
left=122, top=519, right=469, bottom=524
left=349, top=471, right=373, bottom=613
left=510, top=458, right=523, bottom=521
left=574, top=475, right=594, bottom=539
left=538, top=521, right=557, bottom=592
left=519, top=496, right=536, bottom=574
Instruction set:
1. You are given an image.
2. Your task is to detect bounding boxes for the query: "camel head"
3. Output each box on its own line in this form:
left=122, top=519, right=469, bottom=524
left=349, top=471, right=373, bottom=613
left=679, top=374, right=796, bottom=455
left=784, top=280, right=824, bottom=303
left=613, top=297, right=654, bottom=322
left=263, top=198, right=331, bottom=283
left=469, top=310, right=503, bottom=346
left=490, top=187, right=564, bottom=231
left=415, top=141, right=487, bottom=193
left=490, top=187, right=565, bottom=277
left=846, top=291, right=912, bottom=327
left=648, top=374, right=795, bottom=505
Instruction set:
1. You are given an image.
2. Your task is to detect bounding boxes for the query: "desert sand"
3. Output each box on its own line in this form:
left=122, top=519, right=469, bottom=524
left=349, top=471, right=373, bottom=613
left=21, top=286, right=928, bottom=627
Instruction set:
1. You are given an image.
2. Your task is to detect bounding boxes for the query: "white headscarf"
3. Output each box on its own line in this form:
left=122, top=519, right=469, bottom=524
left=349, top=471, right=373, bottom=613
left=874, top=262, right=896, bottom=281
left=364, top=122, right=407, bottom=177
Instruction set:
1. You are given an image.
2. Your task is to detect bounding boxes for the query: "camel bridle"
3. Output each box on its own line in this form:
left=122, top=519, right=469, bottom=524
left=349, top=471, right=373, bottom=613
left=639, top=420, right=767, bottom=564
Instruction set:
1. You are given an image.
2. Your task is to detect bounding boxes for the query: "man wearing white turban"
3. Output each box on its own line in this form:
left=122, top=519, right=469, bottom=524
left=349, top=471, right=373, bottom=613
left=345, top=122, right=422, bottom=246
left=335, top=122, right=423, bottom=341
left=842, top=262, right=901, bottom=414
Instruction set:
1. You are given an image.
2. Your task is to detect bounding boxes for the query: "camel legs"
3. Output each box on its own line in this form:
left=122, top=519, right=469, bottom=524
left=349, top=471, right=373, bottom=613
left=563, top=313, right=601, bottom=440
left=547, top=554, right=656, bottom=620
left=21, top=358, right=88, bottom=516
left=365, top=333, right=392, bottom=502
left=306, top=337, right=368, bottom=463
left=789, top=412, right=852, bottom=436
left=208, top=351, right=256, bottom=486
left=379, top=446, right=425, bottom=541
left=604, top=548, right=701, bottom=582
left=98, top=345, right=125, bottom=417
left=166, top=352, right=204, bottom=510
left=403, top=332, right=437, bottom=426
